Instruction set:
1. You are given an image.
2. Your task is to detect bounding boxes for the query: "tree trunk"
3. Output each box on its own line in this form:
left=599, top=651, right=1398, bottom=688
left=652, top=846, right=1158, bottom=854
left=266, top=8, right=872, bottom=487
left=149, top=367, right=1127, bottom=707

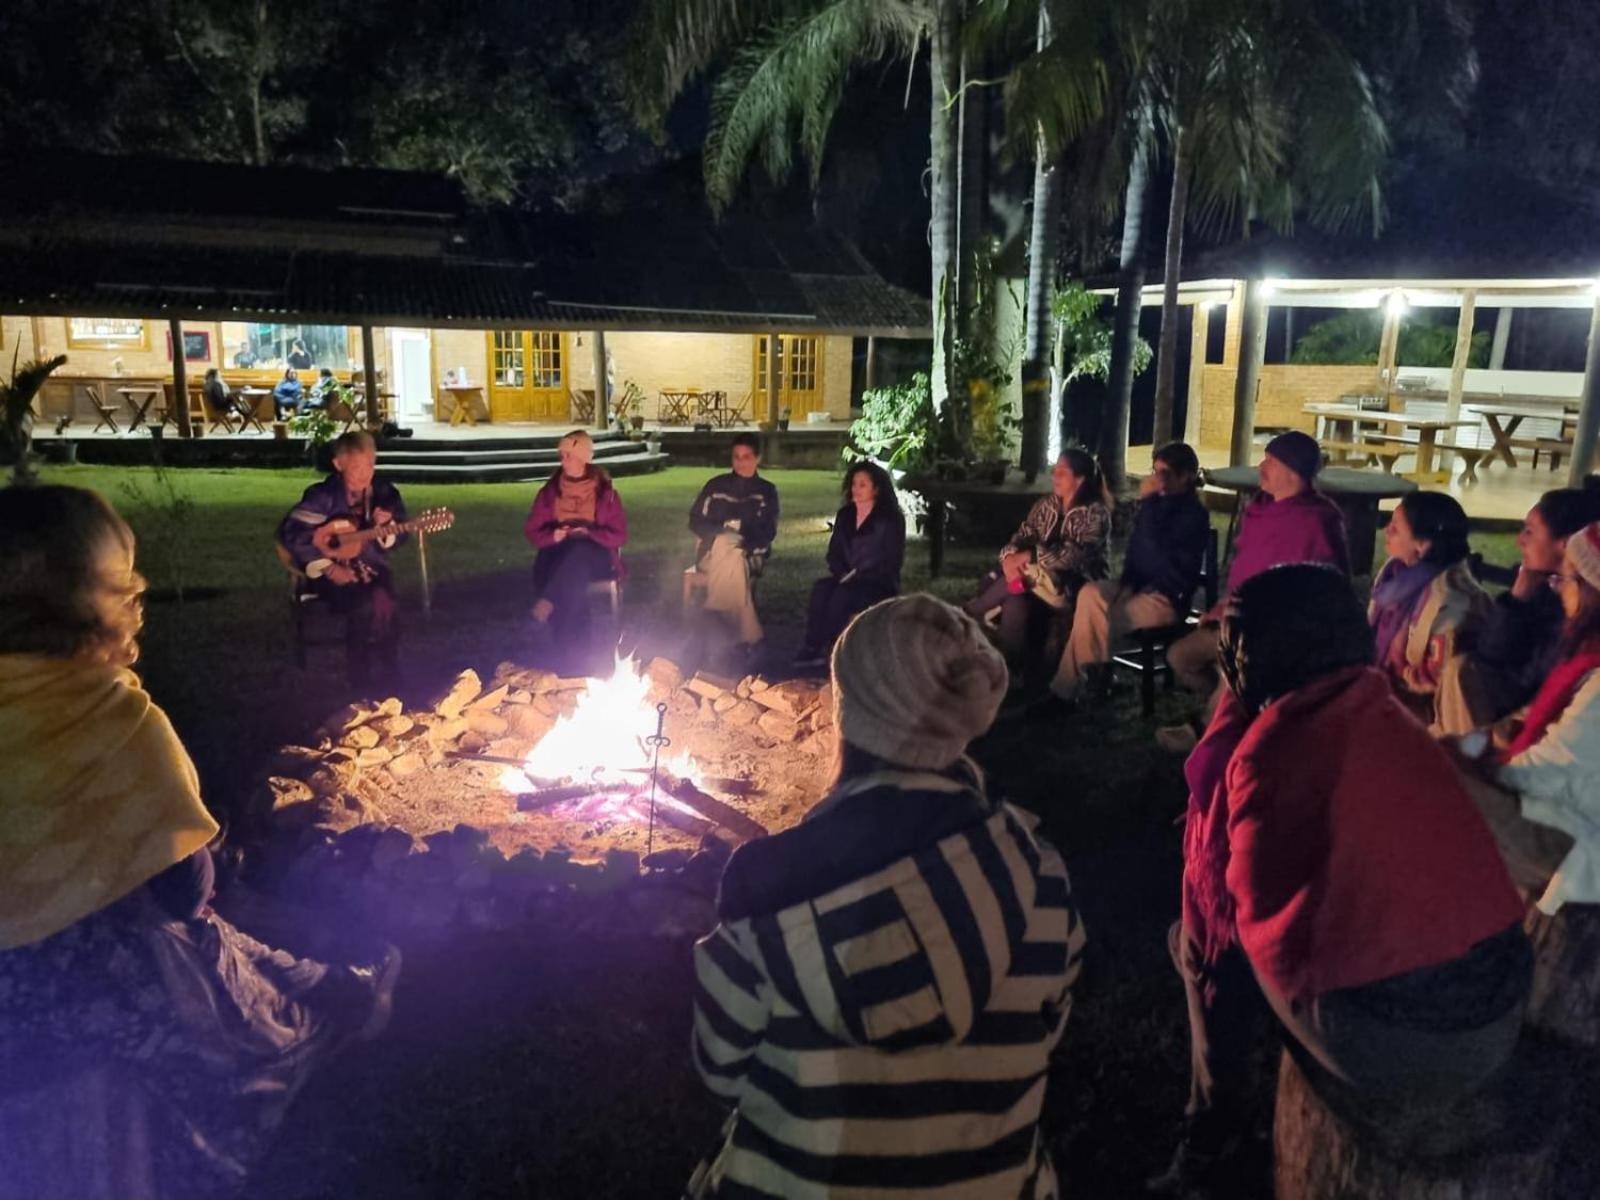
left=1101, top=125, right=1152, bottom=492
left=928, top=2, right=961, bottom=420
left=1019, top=1, right=1061, bottom=482
left=1152, top=125, right=1192, bottom=447
left=250, top=0, right=269, bottom=165
left=1274, top=1047, right=1573, bottom=1200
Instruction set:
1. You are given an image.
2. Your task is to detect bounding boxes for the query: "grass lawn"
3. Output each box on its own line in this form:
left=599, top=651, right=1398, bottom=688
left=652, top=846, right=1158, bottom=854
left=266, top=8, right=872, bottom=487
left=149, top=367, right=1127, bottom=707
left=33, top=463, right=1524, bottom=1199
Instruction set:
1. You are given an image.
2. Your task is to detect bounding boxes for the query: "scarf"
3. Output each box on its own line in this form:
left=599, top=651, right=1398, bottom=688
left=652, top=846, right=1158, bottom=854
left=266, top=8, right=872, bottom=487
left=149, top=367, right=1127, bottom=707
left=1370, top=558, right=1443, bottom=671
left=1181, top=689, right=1254, bottom=966
left=554, top=471, right=599, bottom=526
left=1500, top=638, right=1600, bottom=762
left=0, top=655, right=219, bottom=949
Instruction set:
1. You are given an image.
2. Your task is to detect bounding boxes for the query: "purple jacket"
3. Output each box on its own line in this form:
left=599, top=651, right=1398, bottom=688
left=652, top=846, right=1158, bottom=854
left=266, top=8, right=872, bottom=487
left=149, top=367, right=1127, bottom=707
left=1209, top=490, right=1349, bottom=619
left=524, top=468, right=629, bottom=580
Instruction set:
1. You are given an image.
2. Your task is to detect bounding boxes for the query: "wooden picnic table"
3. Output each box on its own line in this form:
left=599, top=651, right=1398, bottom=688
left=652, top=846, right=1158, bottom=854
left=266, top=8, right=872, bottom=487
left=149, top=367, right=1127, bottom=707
left=442, top=384, right=487, bottom=426
left=1465, top=402, right=1580, bottom=469
left=1303, top=404, right=1475, bottom=484
left=1206, top=465, right=1416, bottom=576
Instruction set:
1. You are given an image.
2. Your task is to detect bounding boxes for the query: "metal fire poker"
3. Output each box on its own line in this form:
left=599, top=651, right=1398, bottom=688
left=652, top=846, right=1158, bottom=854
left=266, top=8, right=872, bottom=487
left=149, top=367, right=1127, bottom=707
left=644, top=701, right=671, bottom=860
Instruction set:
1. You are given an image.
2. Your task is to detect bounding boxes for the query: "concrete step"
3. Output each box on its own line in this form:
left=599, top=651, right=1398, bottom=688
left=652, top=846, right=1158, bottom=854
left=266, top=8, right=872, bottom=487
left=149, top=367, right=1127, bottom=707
left=376, top=440, right=648, bottom=467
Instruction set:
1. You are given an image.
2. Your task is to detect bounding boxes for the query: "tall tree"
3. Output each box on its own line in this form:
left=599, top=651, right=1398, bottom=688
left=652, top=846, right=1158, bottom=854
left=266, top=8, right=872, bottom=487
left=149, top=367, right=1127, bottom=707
left=633, top=0, right=976, bottom=416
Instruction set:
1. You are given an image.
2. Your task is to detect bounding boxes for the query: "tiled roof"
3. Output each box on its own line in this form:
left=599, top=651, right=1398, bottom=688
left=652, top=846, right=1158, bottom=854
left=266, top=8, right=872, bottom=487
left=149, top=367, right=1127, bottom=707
left=0, top=153, right=931, bottom=336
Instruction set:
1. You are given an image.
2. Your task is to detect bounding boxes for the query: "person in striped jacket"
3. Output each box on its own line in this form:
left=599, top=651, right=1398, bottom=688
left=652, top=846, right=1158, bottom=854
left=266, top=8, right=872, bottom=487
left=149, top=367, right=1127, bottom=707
left=686, top=594, right=1088, bottom=1199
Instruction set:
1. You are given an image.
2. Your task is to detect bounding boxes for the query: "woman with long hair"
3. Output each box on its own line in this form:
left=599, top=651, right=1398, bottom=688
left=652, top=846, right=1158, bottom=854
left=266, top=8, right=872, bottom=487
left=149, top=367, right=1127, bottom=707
left=1154, top=564, right=1528, bottom=1193
left=686, top=595, right=1084, bottom=1198
left=1455, top=521, right=1600, bottom=910
left=964, top=446, right=1111, bottom=688
left=793, top=460, right=905, bottom=667
left=0, top=485, right=398, bottom=1198
left=1368, top=490, right=1491, bottom=724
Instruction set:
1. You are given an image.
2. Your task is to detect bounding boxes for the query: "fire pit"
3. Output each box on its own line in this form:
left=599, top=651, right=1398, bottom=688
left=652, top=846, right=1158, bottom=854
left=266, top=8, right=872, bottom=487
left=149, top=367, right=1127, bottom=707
left=252, top=657, right=834, bottom=927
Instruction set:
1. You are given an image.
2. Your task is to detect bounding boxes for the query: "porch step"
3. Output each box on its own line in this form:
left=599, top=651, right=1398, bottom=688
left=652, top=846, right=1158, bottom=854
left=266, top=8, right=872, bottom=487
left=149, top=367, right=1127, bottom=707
left=375, top=439, right=650, bottom=467
left=378, top=449, right=671, bottom=484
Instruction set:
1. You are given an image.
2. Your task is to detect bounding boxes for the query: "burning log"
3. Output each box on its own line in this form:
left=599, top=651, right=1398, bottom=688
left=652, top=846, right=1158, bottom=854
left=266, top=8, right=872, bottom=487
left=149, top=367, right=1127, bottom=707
left=659, top=771, right=768, bottom=843
left=516, top=783, right=616, bottom=811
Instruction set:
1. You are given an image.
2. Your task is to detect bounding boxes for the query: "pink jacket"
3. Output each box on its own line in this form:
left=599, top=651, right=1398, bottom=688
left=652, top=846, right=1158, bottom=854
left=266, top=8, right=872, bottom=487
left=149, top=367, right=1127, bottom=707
left=524, top=469, right=629, bottom=580
left=1207, top=490, right=1349, bottom=620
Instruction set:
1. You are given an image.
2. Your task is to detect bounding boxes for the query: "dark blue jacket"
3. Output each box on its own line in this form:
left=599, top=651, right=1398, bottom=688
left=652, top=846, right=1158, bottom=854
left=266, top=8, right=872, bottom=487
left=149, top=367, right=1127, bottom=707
left=1121, top=491, right=1210, bottom=612
left=279, top=473, right=408, bottom=579
left=826, top=502, right=906, bottom=591
left=690, top=472, right=780, bottom=557
left=1473, top=586, right=1566, bottom=717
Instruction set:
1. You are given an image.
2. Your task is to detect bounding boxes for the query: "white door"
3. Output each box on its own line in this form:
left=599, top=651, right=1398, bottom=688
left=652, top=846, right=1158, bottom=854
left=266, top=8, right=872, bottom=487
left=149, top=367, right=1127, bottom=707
left=389, top=329, right=433, bottom=421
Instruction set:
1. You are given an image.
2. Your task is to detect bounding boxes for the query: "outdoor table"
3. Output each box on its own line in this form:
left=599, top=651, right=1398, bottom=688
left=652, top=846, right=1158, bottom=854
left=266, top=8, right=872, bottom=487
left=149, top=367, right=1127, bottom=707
left=236, top=387, right=274, bottom=434
left=715, top=391, right=750, bottom=427
left=1303, top=404, right=1475, bottom=483
left=443, top=384, right=487, bottom=426
left=1205, top=465, right=1417, bottom=576
left=898, top=472, right=1051, bottom=577
left=118, top=386, right=161, bottom=432
left=658, top=388, right=698, bottom=425
left=1465, top=402, right=1580, bottom=469
left=695, top=390, right=731, bottom=426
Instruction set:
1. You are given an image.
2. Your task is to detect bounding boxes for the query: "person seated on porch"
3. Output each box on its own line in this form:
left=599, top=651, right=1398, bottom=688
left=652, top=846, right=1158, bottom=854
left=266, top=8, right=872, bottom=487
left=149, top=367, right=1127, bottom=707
left=1158, top=430, right=1348, bottom=753
left=272, top=367, right=304, bottom=419
left=1450, top=521, right=1600, bottom=912
left=685, top=594, right=1085, bottom=1200
left=200, top=367, right=241, bottom=420
left=793, top=460, right=906, bottom=668
left=1435, top=484, right=1600, bottom=735
left=1368, top=491, right=1491, bottom=726
left=688, top=432, right=779, bottom=657
left=304, top=367, right=340, bottom=411
left=1050, top=441, right=1210, bottom=702
left=0, top=485, right=400, bottom=1200
left=1152, top=563, right=1529, bottom=1195
left=525, top=430, right=628, bottom=669
left=233, top=340, right=257, bottom=369
left=963, top=447, right=1111, bottom=690
left=278, top=431, right=407, bottom=688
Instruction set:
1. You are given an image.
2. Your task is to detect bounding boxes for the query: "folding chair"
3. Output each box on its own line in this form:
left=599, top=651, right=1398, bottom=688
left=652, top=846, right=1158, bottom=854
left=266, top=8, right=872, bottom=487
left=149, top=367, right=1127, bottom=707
left=84, top=383, right=120, bottom=434
left=274, top=541, right=343, bottom=669
left=1108, top=527, right=1220, bottom=717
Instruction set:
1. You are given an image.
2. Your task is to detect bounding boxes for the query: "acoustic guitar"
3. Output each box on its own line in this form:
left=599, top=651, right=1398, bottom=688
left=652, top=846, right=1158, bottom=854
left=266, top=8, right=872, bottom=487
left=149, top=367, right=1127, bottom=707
left=312, top=506, right=455, bottom=561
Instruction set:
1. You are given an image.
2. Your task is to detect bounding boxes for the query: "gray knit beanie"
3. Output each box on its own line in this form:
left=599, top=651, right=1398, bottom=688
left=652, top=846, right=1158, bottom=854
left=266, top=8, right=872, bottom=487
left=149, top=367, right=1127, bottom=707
left=830, top=594, right=1009, bottom=769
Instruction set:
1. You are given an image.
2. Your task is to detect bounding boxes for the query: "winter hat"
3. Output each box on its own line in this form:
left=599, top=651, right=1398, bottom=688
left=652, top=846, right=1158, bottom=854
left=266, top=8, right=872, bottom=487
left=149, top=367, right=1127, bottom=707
left=1264, top=430, right=1322, bottom=483
left=1568, top=522, right=1600, bottom=591
left=830, top=594, right=1008, bottom=770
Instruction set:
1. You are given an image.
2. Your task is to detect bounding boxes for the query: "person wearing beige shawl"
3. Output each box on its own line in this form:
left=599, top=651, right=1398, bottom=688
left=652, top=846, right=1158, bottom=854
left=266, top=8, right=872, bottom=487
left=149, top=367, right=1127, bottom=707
left=0, top=486, right=397, bottom=1200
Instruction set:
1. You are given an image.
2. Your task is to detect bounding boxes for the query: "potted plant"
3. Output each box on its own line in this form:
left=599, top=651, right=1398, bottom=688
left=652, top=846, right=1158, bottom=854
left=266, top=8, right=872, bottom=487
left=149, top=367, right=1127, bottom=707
left=0, top=350, right=68, bottom=486
left=289, top=408, right=338, bottom=471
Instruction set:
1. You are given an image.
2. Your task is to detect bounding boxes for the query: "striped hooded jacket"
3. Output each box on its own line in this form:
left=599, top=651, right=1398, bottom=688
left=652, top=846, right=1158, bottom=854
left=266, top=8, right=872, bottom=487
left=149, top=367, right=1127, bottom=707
left=687, top=765, right=1086, bottom=1199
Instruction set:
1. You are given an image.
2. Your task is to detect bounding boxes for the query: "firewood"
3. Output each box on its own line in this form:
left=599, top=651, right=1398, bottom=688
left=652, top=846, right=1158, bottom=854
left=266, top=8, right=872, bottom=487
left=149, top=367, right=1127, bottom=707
left=659, top=772, right=767, bottom=843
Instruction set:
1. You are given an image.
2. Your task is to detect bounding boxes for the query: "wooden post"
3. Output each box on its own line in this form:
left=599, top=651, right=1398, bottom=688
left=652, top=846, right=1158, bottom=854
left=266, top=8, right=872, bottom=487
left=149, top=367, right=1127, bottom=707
left=1490, top=307, right=1512, bottom=371
left=590, top=330, right=608, bottom=430
left=1444, top=289, right=1477, bottom=449
left=764, top=332, right=781, bottom=429
left=1376, top=298, right=1403, bottom=411
left=1568, top=296, right=1600, bottom=487
left=169, top=318, right=192, bottom=439
left=864, top=335, right=878, bottom=395
left=1228, top=280, right=1268, bottom=467
left=1184, top=303, right=1209, bottom=447
left=361, top=324, right=379, bottom=426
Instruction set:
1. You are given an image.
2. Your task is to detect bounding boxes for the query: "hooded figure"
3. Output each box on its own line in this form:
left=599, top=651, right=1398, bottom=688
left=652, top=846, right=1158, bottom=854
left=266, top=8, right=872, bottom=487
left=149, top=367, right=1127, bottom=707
left=686, top=594, right=1086, bottom=1199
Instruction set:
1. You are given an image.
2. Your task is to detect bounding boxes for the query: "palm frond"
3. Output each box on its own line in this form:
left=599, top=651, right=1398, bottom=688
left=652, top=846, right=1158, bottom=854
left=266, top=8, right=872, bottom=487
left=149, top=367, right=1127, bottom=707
left=702, top=0, right=925, bottom=211
left=627, top=0, right=811, bottom=121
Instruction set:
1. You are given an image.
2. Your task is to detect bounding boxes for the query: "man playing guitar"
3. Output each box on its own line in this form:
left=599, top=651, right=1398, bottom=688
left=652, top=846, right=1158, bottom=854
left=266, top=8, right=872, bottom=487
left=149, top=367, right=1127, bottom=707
left=278, top=431, right=407, bottom=688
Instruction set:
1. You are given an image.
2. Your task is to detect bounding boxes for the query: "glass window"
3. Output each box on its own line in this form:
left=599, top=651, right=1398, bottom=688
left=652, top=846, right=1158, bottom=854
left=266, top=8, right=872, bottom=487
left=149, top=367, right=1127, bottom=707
left=493, top=331, right=525, bottom=387
left=531, top=332, right=563, bottom=388
left=220, top=322, right=350, bottom=370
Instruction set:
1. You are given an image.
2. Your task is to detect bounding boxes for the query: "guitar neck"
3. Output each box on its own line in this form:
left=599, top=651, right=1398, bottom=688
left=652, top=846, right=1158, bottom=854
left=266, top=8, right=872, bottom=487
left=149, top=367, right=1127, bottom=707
left=343, top=519, right=417, bottom=547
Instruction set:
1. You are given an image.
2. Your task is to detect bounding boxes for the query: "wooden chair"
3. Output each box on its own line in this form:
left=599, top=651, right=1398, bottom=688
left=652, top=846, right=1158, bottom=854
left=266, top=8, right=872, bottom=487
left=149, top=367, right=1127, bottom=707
left=569, top=388, right=596, bottom=423
left=683, top=544, right=767, bottom=611
left=1108, top=527, right=1220, bottom=717
left=84, top=383, right=121, bottom=434
left=273, top=541, right=343, bottom=669
left=158, top=384, right=208, bottom=436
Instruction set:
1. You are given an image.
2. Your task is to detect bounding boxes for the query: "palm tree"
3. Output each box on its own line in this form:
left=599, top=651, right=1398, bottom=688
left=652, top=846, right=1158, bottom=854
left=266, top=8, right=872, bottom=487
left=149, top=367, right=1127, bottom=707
left=1, top=351, right=67, bottom=486
left=633, top=0, right=969, bottom=414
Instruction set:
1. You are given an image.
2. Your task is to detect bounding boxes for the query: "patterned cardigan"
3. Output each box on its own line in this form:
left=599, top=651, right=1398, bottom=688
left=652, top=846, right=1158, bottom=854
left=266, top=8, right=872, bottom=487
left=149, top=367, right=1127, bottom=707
left=1002, top=497, right=1111, bottom=587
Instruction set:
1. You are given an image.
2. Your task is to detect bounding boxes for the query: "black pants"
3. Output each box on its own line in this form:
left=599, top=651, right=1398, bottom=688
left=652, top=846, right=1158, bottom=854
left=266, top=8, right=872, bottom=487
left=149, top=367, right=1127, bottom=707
left=311, top=571, right=398, bottom=687
left=803, top=577, right=896, bottom=653
left=533, top=538, right=615, bottom=645
left=966, top=571, right=1058, bottom=688
left=147, top=848, right=215, bottom=921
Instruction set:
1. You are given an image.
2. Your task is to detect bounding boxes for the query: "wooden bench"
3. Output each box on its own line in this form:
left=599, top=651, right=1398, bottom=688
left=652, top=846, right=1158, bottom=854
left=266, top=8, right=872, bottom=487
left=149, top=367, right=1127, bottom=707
left=1322, top=438, right=1404, bottom=472
left=1530, top=438, right=1573, bottom=472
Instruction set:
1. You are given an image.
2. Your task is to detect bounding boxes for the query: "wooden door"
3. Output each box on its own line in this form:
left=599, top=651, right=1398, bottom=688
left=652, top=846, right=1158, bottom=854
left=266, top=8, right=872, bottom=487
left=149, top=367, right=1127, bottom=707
left=752, top=334, right=826, bottom=421
left=487, top=331, right=569, bottom=422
